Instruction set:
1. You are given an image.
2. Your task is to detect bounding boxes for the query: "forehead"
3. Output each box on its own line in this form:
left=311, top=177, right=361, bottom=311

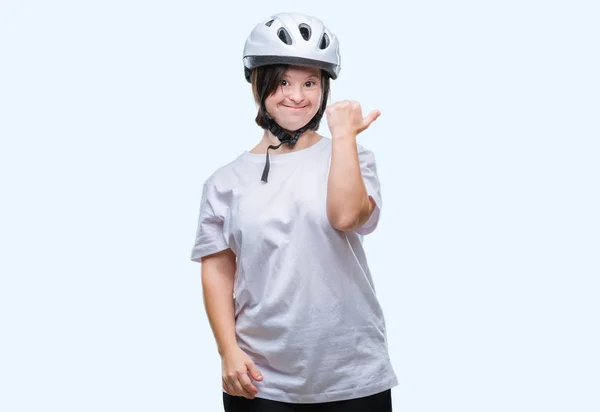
left=284, top=65, right=321, bottom=78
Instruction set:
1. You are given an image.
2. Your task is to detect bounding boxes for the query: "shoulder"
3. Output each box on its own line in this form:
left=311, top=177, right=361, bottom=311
left=355, top=142, right=378, bottom=168
left=202, top=154, right=246, bottom=191
left=324, top=138, right=378, bottom=169
left=356, top=141, right=375, bottom=155
left=197, top=156, right=246, bottom=212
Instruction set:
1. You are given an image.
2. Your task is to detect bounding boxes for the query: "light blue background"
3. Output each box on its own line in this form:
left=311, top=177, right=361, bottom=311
left=1, top=0, right=598, bottom=411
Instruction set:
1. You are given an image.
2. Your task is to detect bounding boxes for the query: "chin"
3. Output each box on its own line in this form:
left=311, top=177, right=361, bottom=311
left=280, top=123, right=306, bottom=132
left=276, top=118, right=316, bottom=133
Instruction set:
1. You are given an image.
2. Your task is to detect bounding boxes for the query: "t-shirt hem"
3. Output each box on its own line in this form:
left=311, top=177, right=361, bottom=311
left=246, top=375, right=398, bottom=404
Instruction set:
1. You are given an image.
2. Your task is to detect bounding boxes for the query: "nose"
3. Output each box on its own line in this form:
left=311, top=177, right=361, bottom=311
left=285, top=84, right=305, bottom=104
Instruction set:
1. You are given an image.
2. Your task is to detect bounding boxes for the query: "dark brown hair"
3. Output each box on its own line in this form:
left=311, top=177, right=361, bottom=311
left=251, top=64, right=331, bottom=131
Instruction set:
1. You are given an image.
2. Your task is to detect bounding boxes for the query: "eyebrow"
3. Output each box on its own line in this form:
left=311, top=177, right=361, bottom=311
left=283, top=74, right=321, bottom=81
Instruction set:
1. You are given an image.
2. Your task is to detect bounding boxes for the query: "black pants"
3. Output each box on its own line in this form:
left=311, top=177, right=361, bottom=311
left=223, top=389, right=392, bottom=412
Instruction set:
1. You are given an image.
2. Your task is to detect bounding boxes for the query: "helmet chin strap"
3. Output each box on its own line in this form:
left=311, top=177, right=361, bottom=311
left=260, top=107, right=323, bottom=183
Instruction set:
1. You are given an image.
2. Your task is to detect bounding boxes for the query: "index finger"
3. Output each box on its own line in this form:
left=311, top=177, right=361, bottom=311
left=238, top=372, right=259, bottom=398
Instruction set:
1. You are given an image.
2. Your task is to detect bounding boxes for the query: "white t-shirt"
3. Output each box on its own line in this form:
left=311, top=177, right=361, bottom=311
left=190, top=136, right=398, bottom=403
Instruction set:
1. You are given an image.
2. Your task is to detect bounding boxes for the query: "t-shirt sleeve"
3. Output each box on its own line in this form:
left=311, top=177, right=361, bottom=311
left=190, top=179, right=229, bottom=262
left=354, top=144, right=383, bottom=236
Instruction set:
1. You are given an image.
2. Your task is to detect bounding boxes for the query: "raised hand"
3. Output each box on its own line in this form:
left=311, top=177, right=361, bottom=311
left=326, top=100, right=380, bottom=139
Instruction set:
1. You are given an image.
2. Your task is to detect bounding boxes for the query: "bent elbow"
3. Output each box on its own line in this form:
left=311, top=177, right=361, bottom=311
left=328, top=214, right=360, bottom=232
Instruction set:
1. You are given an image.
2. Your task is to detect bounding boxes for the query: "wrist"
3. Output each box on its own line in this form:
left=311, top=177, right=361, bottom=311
left=218, top=343, right=240, bottom=357
left=331, top=133, right=357, bottom=142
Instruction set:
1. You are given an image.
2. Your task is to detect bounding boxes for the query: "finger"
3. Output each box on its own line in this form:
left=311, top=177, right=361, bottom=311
left=363, top=110, right=381, bottom=126
left=230, top=376, right=246, bottom=398
left=235, top=378, right=257, bottom=399
left=239, top=370, right=258, bottom=392
left=239, top=372, right=259, bottom=398
left=247, top=362, right=263, bottom=382
left=225, top=371, right=244, bottom=397
left=222, top=379, right=233, bottom=396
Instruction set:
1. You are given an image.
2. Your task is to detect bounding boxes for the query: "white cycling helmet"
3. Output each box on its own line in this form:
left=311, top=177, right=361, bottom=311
left=243, top=12, right=341, bottom=82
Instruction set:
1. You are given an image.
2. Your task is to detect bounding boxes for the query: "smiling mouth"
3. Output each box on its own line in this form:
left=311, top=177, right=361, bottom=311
left=283, top=105, right=307, bottom=110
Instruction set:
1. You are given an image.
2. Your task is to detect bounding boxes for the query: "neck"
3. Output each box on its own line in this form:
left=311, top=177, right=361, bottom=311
left=259, top=129, right=320, bottom=153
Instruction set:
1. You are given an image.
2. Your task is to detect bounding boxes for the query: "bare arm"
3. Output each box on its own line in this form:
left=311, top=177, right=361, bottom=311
left=325, top=100, right=379, bottom=232
left=327, top=137, right=375, bottom=231
left=201, top=248, right=264, bottom=398
left=201, top=248, right=238, bottom=356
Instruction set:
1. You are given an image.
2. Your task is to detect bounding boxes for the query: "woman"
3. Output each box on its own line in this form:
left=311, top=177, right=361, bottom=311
left=191, top=12, right=398, bottom=412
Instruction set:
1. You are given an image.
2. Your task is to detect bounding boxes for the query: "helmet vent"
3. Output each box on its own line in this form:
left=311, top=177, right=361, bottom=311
left=277, top=27, right=293, bottom=45
left=299, top=24, right=311, bottom=41
left=319, top=32, right=330, bottom=49
left=265, top=19, right=274, bottom=27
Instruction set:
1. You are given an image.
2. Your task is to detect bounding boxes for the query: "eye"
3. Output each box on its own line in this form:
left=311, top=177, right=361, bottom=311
left=305, top=81, right=315, bottom=87
left=281, top=79, right=289, bottom=86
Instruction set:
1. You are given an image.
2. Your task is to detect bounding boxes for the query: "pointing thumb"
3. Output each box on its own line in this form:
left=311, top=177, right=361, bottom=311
left=359, top=110, right=381, bottom=133
left=364, top=110, right=381, bottom=126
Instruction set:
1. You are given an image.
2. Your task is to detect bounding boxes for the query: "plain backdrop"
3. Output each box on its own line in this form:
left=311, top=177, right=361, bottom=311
left=1, top=0, right=598, bottom=411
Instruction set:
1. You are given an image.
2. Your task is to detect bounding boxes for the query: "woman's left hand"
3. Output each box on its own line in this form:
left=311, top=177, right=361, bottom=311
left=326, top=100, right=380, bottom=139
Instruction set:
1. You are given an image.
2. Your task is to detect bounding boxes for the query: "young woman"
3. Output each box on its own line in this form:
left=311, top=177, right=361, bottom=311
left=191, top=12, right=398, bottom=412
